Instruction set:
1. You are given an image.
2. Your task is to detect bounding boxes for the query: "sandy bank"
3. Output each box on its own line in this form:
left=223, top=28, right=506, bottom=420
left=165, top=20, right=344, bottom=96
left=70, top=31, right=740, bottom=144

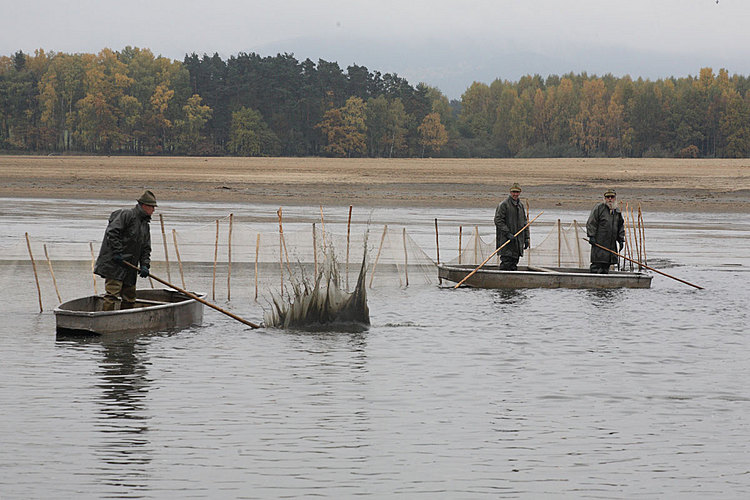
left=1, top=156, right=749, bottom=212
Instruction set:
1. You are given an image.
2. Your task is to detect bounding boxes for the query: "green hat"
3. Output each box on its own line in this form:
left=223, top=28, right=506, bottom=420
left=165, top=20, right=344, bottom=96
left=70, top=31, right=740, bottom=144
left=510, top=183, right=522, bottom=193
left=137, top=190, right=157, bottom=206
left=604, top=188, right=616, bottom=197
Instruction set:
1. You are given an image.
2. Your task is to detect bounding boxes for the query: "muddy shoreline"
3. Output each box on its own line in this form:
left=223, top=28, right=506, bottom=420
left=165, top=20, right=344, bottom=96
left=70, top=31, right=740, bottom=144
left=1, top=155, right=748, bottom=212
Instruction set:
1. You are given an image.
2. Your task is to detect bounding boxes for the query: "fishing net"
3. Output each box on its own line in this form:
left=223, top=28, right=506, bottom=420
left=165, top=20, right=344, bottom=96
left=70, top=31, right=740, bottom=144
left=3, top=212, right=439, bottom=315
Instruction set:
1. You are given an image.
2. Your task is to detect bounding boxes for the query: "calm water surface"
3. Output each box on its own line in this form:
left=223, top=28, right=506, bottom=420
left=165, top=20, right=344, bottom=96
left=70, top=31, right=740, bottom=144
left=1, top=198, right=749, bottom=498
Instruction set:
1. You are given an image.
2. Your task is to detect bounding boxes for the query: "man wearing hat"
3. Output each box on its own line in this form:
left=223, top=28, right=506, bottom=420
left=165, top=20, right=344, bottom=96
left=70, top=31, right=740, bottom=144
left=94, top=190, right=156, bottom=310
left=586, top=188, right=625, bottom=274
left=494, top=183, right=530, bottom=271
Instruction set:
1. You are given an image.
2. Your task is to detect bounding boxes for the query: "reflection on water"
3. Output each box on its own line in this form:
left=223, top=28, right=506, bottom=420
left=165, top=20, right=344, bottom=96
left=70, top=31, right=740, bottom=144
left=491, top=288, right=528, bottom=306
left=584, top=288, right=625, bottom=306
left=57, top=336, right=153, bottom=494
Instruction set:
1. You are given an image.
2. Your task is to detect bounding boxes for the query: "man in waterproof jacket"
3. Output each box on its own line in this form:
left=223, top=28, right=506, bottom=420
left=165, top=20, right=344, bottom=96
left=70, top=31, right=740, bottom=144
left=94, top=190, right=156, bottom=310
left=586, top=188, right=625, bottom=274
left=494, top=183, right=530, bottom=271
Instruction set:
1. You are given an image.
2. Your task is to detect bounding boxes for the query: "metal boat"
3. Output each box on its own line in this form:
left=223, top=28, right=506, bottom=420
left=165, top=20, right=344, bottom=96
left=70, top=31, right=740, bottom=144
left=54, top=288, right=205, bottom=335
left=438, top=264, right=652, bottom=289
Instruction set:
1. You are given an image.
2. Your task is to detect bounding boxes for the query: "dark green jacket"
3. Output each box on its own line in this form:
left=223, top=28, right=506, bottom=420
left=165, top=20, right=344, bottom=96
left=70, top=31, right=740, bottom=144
left=494, top=196, right=529, bottom=258
left=586, top=203, right=625, bottom=265
left=94, top=204, right=152, bottom=285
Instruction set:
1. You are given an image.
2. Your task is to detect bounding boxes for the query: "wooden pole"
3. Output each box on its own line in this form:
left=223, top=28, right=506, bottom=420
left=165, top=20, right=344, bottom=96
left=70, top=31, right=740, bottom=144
left=227, top=213, right=233, bottom=301
left=630, top=206, right=640, bottom=269
left=402, top=227, right=409, bottom=287
left=124, top=261, right=262, bottom=328
left=277, top=208, right=284, bottom=297
left=453, top=212, right=544, bottom=289
left=474, top=225, right=479, bottom=264
left=583, top=238, right=703, bottom=289
left=638, top=204, right=647, bottom=266
left=89, top=241, right=98, bottom=295
left=212, top=219, right=219, bottom=301
left=43, top=244, right=62, bottom=303
left=525, top=199, right=532, bottom=268
left=278, top=208, right=293, bottom=277
left=254, top=233, right=260, bottom=302
left=312, top=223, right=318, bottom=278
left=319, top=205, right=326, bottom=242
left=172, top=229, right=186, bottom=289
left=346, top=205, right=352, bottom=290
left=369, top=224, right=388, bottom=289
left=624, top=202, right=635, bottom=270
left=25, top=233, right=43, bottom=312
left=434, top=218, right=441, bottom=264
left=159, top=213, right=171, bottom=282
left=458, top=225, right=463, bottom=265
left=435, top=218, right=442, bottom=285
left=557, top=218, right=562, bottom=267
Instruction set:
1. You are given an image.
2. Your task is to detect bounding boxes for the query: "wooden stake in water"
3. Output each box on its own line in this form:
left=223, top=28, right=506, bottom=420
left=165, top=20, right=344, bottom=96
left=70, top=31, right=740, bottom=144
left=227, top=213, right=233, bottom=301
left=312, top=223, right=318, bottom=278
left=638, top=204, right=647, bottom=266
left=557, top=219, right=562, bottom=267
left=370, top=224, right=388, bottom=289
left=277, top=208, right=284, bottom=298
left=474, top=225, right=479, bottom=265
left=88, top=241, right=98, bottom=295
left=319, top=205, right=326, bottom=242
left=255, top=233, right=260, bottom=302
left=25, top=233, right=43, bottom=312
left=159, top=213, right=171, bottom=282
left=458, top=226, right=463, bottom=265
left=213, top=219, right=219, bottom=301
left=278, top=208, right=293, bottom=277
left=346, top=205, right=352, bottom=289
left=402, top=227, right=409, bottom=287
left=43, top=244, right=62, bottom=303
left=435, top=218, right=441, bottom=285
left=172, top=229, right=186, bottom=289
left=630, top=206, right=640, bottom=269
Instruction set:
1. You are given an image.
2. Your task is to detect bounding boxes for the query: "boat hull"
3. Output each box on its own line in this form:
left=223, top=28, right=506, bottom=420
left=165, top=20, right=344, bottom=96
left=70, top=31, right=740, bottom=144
left=54, top=289, right=205, bottom=335
left=438, top=264, right=652, bottom=289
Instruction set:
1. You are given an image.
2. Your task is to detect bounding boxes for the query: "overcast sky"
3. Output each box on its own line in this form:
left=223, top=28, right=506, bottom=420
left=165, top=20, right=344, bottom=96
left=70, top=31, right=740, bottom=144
left=3, top=0, right=746, bottom=98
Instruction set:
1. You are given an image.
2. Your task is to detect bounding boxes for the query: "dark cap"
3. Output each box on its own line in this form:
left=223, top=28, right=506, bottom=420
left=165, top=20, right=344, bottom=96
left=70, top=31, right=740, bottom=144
left=604, top=188, right=616, bottom=197
left=137, top=190, right=157, bottom=206
left=510, top=183, right=522, bottom=193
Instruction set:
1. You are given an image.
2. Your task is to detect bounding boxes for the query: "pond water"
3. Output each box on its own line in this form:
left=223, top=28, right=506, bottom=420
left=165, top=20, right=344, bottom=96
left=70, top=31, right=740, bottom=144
left=1, top=198, right=748, bottom=498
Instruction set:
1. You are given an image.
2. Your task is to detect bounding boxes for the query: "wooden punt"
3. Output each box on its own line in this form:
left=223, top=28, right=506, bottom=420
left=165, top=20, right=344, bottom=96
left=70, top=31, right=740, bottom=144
left=54, top=288, right=205, bottom=335
left=438, top=264, right=652, bottom=289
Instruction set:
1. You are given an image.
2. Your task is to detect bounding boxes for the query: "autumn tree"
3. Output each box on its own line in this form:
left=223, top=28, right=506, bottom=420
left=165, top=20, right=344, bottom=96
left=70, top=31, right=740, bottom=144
left=174, top=94, right=213, bottom=154
left=418, top=112, right=448, bottom=157
left=316, top=96, right=366, bottom=157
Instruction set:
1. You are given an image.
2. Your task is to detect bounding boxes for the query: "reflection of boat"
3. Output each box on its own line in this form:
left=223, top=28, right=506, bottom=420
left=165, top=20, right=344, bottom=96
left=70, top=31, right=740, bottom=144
left=54, top=288, right=205, bottom=335
left=438, top=264, right=652, bottom=289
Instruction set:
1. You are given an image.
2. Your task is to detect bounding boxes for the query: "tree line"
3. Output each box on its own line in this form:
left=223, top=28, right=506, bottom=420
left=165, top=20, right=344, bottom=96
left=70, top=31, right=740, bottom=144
left=2, top=47, right=749, bottom=158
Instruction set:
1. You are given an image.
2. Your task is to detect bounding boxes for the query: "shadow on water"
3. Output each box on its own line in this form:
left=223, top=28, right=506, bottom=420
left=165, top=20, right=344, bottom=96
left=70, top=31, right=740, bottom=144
left=491, top=288, right=528, bottom=305
left=56, top=333, right=158, bottom=494
left=583, top=287, right=626, bottom=306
